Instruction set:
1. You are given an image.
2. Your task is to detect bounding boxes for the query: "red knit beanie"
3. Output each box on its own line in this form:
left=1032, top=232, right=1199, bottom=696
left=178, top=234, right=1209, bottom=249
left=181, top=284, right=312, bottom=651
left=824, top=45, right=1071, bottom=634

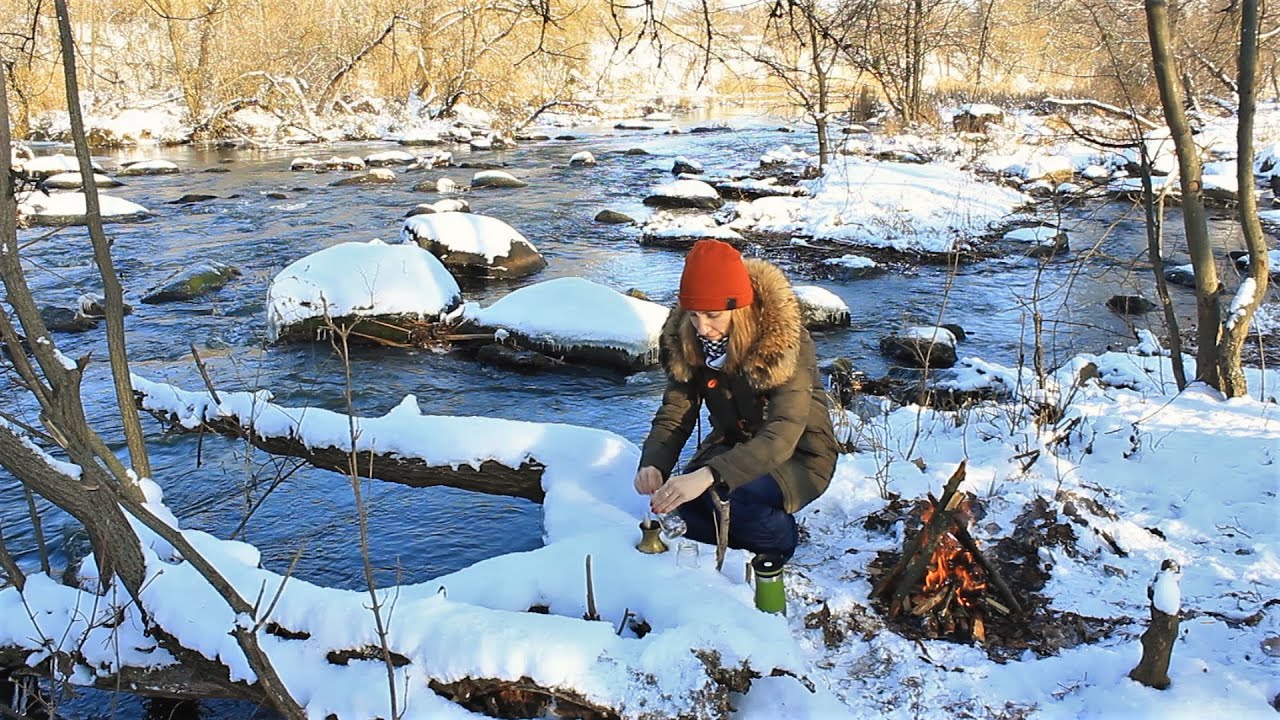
left=678, top=239, right=755, bottom=311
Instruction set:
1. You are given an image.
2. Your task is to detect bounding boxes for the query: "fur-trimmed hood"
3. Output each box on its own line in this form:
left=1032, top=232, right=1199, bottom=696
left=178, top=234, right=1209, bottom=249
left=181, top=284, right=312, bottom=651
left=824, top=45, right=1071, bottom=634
left=660, top=258, right=802, bottom=390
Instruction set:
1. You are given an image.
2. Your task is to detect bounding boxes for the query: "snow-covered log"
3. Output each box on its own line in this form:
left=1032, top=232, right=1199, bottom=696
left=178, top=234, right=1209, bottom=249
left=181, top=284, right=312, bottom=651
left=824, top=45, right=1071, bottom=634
left=132, top=381, right=547, bottom=502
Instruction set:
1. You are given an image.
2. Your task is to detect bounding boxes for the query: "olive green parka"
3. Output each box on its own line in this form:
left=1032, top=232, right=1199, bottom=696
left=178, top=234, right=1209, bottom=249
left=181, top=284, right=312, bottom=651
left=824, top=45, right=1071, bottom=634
left=639, top=259, right=839, bottom=513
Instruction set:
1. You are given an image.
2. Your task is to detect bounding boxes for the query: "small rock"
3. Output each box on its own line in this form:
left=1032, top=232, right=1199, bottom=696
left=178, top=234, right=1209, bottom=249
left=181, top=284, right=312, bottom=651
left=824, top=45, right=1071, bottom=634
left=471, top=170, right=528, bottom=189
left=203, top=167, right=231, bottom=173
left=117, top=160, right=179, bottom=176
left=167, top=193, right=219, bottom=205
left=625, top=288, right=651, bottom=301
left=142, top=262, right=241, bottom=304
left=78, top=294, right=134, bottom=318
left=1163, top=264, right=1197, bottom=288
left=1106, top=295, right=1157, bottom=314
left=689, top=126, right=728, bottom=134
left=555, top=135, right=578, bottom=141
left=623, top=148, right=650, bottom=156
left=570, top=151, right=597, bottom=167
left=476, top=343, right=561, bottom=373
left=290, top=157, right=318, bottom=171
left=40, top=306, right=98, bottom=333
left=265, top=192, right=288, bottom=200
left=879, top=330, right=958, bottom=369
left=672, top=157, right=703, bottom=175
left=329, top=168, right=396, bottom=186
left=431, top=198, right=470, bottom=213
left=594, top=210, right=634, bottom=224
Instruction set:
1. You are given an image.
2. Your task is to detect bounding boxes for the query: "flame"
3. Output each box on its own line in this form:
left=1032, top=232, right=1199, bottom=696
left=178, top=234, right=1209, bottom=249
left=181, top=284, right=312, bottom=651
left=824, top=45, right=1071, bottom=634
left=917, top=500, right=987, bottom=606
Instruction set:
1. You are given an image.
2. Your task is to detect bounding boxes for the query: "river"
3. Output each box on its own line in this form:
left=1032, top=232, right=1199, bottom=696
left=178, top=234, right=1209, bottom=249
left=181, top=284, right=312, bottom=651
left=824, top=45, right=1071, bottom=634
left=0, top=115, right=1254, bottom=718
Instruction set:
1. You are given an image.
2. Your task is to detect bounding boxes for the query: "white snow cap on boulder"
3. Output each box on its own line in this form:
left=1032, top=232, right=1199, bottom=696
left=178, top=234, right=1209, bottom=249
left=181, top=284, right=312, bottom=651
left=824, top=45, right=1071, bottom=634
left=17, top=192, right=150, bottom=225
left=266, top=240, right=461, bottom=342
left=21, top=153, right=105, bottom=178
left=118, top=159, right=179, bottom=176
left=904, top=325, right=957, bottom=346
left=466, top=277, right=671, bottom=362
left=401, top=212, right=536, bottom=263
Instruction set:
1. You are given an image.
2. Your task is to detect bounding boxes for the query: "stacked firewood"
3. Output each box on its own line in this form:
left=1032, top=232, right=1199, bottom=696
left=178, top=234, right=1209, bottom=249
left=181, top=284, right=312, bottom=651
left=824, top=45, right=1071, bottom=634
left=872, top=462, right=1024, bottom=643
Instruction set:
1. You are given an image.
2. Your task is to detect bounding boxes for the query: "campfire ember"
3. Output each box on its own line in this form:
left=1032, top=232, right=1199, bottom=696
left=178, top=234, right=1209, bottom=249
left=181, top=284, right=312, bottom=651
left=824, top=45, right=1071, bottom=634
left=872, top=462, right=1024, bottom=644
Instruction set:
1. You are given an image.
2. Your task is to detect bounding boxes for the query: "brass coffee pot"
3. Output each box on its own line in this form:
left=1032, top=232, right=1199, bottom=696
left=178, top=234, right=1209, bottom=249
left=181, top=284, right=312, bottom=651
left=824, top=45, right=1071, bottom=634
left=635, top=519, right=669, bottom=554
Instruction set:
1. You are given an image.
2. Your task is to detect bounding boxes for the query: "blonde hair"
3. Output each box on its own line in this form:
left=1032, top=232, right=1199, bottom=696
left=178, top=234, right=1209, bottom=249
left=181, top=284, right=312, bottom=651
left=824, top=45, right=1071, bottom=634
left=680, top=304, right=760, bottom=374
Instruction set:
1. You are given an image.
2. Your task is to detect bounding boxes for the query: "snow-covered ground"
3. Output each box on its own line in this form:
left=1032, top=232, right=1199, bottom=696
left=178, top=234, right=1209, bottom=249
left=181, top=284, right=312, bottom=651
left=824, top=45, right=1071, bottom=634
left=2, top=347, right=1276, bottom=719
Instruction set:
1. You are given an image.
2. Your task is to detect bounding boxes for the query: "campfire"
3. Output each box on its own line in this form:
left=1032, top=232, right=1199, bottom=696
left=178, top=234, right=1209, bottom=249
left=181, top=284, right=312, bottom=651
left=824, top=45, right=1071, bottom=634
left=871, top=462, right=1024, bottom=644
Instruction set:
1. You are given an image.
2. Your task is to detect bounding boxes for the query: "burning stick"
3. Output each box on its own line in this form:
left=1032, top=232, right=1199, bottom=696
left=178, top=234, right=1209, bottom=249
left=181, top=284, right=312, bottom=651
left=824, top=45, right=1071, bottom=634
left=872, top=461, right=967, bottom=612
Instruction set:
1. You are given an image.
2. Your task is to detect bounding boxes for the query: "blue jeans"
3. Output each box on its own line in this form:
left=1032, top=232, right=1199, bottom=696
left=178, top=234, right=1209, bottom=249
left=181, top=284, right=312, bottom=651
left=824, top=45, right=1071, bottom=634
left=676, top=473, right=799, bottom=562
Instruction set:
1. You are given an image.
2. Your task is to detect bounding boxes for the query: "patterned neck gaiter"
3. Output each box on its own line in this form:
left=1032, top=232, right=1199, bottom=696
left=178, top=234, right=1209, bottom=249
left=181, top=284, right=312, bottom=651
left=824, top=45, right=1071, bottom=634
left=698, top=335, right=729, bottom=366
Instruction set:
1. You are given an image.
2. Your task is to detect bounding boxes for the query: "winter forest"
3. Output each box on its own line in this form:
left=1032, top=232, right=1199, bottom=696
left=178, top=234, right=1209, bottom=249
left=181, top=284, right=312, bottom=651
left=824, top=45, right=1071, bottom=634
left=0, top=0, right=1277, bottom=717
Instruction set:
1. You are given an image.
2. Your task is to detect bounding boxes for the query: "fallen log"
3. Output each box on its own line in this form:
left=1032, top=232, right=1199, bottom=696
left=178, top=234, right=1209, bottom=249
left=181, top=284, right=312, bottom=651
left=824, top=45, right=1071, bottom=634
left=133, top=391, right=547, bottom=503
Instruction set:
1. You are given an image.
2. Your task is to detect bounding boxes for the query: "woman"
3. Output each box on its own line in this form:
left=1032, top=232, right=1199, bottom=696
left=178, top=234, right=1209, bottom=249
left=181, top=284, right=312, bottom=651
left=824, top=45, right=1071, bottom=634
left=635, top=239, right=839, bottom=563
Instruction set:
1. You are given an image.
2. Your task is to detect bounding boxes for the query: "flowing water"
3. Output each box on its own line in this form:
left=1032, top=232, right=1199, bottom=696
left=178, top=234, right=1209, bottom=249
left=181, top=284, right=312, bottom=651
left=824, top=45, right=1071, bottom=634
left=0, top=116, right=1256, bottom=717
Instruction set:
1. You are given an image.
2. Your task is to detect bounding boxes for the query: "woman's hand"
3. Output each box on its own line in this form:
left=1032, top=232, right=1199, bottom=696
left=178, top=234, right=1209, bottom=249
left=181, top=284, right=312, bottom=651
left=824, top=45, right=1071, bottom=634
left=634, top=466, right=663, bottom=495
left=650, top=467, right=715, bottom=514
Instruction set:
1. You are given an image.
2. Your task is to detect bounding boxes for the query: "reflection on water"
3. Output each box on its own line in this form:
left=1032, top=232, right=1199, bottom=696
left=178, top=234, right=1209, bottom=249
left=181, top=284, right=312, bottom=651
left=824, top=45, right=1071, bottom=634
left=3, top=118, right=1262, bottom=713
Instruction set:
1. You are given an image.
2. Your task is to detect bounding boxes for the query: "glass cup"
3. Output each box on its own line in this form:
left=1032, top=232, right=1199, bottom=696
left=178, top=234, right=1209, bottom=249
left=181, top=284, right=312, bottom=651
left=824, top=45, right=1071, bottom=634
left=676, top=540, right=700, bottom=568
left=658, top=512, right=687, bottom=542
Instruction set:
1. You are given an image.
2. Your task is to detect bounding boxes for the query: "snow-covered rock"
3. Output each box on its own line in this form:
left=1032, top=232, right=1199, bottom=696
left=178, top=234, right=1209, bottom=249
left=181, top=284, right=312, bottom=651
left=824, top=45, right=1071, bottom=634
left=880, top=326, right=959, bottom=368
left=642, top=179, right=723, bottom=210
left=952, top=103, right=1005, bottom=133
left=290, top=157, right=318, bottom=171
left=266, top=240, right=461, bottom=343
left=760, top=145, right=810, bottom=167
left=463, top=277, right=670, bottom=371
left=364, top=150, right=417, bottom=167
left=330, top=168, right=397, bottom=186
left=471, top=170, right=528, bottom=189
left=21, top=153, right=105, bottom=179
left=318, top=156, right=366, bottom=172
left=822, top=254, right=884, bottom=279
left=615, top=120, right=656, bottom=130
left=712, top=177, right=808, bottom=201
left=117, top=159, right=179, bottom=176
left=17, top=192, right=151, bottom=226
left=672, top=157, right=703, bottom=175
left=794, top=286, right=851, bottom=329
left=1003, top=225, right=1070, bottom=258
left=401, top=212, right=547, bottom=280
left=569, top=151, right=597, bottom=167
left=640, top=211, right=741, bottom=248
left=1232, top=248, right=1280, bottom=280
left=42, top=172, right=123, bottom=189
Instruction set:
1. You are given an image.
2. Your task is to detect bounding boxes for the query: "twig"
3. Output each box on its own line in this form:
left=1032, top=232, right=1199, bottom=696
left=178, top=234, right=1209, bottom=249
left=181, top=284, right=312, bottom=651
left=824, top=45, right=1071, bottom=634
left=583, top=555, right=599, bottom=621
left=952, top=524, right=1024, bottom=615
left=189, top=343, right=221, bottom=405
left=0, top=520, right=26, bottom=591
left=22, top=487, right=49, bottom=575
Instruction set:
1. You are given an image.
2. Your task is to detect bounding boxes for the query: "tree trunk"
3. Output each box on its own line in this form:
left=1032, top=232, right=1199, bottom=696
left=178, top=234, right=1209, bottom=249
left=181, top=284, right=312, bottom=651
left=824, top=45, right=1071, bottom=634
left=1145, top=0, right=1221, bottom=389
left=53, top=0, right=153, bottom=491
left=1129, top=560, right=1181, bottom=689
left=1139, top=150, right=1188, bottom=390
left=1217, top=0, right=1268, bottom=398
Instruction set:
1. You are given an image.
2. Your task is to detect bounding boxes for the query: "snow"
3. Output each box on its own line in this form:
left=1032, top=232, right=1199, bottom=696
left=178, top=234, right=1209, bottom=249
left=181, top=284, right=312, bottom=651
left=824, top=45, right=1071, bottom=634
left=1151, top=564, right=1181, bottom=615
left=1003, top=226, right=1066, bottom=243
left=364, top=150, right=415, bottom=165
left=465, top=277, right=670, bottom=360
left=760, top=145, right=810, bottom=166
left=1224, top=277, right=1257, bottom=331
left=16, top=191, right=150, bottom=222
left=20, top=153, right=104, bottom=176
left=642, top=211, right=742, bottom=241
left=903, top=325, right=957, bottom=346
left=957, top=103, right=1004, bottom=118
left=120, top=159, right=178, bottom=173
left=570, top=151, right=596, bottom=166
left=648, top=178, right=719, bottom=200
left=265, top=240, right=461, bottom=341
left=400, top=212, right=539, bottom=263
left=822, top=254, right=879, bottom=270
left=793, top=285, right=847, bottom=314
left=1127, top=329, right=1167, bottom=357
left=729, top=155, right=1029, bottom=254
left=42, top=172, right=117, bottom=189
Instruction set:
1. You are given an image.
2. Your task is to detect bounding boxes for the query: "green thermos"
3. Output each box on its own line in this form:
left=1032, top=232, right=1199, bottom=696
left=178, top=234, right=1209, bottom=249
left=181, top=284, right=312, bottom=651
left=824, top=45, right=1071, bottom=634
left=752, top=555, right=786, bottom=614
